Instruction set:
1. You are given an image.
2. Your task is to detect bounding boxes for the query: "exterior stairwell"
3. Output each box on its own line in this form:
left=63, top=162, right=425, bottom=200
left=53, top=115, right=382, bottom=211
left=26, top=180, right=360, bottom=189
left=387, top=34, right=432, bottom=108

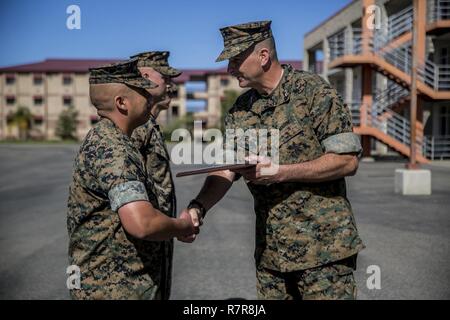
left=372, top=35, right=450, bottom=99
left=376, top=3, right=450, bottom=54
left=350, top=100, right=429, bottom=163
left=373, top=83, right=413, bottom=121
left=326, top=1, right=450, bottom=161
left=328, top=21, right=450, bottom=99
left=322, top=0, right=450, bottom=160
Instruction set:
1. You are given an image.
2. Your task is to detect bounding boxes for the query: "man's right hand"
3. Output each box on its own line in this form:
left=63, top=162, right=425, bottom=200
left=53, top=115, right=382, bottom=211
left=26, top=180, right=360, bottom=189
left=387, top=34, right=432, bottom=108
left=188, top=207, right=203, bottom=227
left=177, top=209, right=200, bottom=243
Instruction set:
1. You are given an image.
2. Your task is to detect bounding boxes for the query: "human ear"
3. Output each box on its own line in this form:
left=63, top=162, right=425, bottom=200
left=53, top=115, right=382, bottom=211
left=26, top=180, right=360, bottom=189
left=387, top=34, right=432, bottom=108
left=259, top=48, right=270, bottom=67
left=114, top=95, right=128, bottom=112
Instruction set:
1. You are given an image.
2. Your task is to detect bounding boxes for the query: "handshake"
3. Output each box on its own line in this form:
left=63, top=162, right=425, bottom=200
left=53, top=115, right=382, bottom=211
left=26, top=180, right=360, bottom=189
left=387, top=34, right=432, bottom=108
left=176, top=203, right=204, bottom=243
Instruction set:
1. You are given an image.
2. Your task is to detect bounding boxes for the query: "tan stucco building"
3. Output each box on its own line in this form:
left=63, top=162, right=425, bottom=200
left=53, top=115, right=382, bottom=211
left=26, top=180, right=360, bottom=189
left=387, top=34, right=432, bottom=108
left=0, top=59, right=302, bottom=140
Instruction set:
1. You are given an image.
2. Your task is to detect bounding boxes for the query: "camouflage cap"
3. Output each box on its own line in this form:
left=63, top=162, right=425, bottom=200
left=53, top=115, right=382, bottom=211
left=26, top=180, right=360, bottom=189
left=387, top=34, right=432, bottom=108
left=130, top=51, right=182, bottom=77
left=89, top=58, right=157, bottom=89
left=216, top=20, right=273, bottom=62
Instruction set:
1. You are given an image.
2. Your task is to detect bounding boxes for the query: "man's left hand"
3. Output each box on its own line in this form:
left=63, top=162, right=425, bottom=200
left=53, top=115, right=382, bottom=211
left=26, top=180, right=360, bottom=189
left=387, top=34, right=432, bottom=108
left=231, top=155, right=283, bottom=185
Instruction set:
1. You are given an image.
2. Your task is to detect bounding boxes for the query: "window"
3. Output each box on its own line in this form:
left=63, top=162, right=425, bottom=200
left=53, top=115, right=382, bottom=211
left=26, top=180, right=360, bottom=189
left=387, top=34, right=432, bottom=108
left=5, top=74, right=15, bottom=85
left=220, top=78, right=230, bottom=86
left=63, top=75, right=72, bottom=85
left=33, top=75, right=43, bottom=85
left=34, top=117, right=43, bottom=125
left=6, top=96, right=16, bottom=105
left=172, top=105, right=179, bottom=117
left=63, top=96, right=72, bottom=106
left=34, top=96, right=43, bottom=106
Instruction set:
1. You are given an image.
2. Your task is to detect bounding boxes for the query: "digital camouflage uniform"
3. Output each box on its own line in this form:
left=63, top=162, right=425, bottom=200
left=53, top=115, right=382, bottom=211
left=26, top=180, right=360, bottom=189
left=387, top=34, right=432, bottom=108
left=218, top=21, right=365, bottom=300
left=131, top=51, right=182, bottom=299
left=67, top=60, right=169, bottom=300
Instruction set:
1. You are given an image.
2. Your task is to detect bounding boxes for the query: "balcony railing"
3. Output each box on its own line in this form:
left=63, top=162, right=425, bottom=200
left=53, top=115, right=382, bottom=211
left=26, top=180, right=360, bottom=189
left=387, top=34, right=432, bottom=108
left=346, top=101, right=362, bottom=126
left=418, top=60, right=450, bottom=90
left=352, top=28, right=362, bottom=55
left=351, top=100, right=424, bottom=150
left=328, top=15, right=450, bottom=93
left=423, top=135, right=450, bottom=159
left=328, top=28, right=362, bottom=61
left=428, top=0, right=450, bottom=22
left=328, top=29, right=346, bottom=61
left=348, top=100, right=450, bottom=159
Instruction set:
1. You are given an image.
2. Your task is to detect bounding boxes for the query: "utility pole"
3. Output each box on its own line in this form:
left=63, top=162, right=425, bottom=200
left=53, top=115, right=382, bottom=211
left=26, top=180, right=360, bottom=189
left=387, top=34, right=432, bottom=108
left=393, top=0, right=431, bottom=195
left=407, top=0, right=419, bottom=169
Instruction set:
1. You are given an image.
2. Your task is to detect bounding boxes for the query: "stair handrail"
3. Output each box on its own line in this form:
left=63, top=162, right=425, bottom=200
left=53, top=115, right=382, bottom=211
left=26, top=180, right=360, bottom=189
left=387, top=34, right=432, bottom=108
left=387, top=5, right=413, bottom=41
left=374, top=83, right=410, bottom=111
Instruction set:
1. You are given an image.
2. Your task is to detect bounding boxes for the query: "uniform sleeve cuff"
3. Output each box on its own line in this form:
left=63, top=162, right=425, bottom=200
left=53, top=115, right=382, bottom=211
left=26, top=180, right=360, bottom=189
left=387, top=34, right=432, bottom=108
left=108, top=181, right=149, bottom=212
left=321, top=132, right=362, bottom=155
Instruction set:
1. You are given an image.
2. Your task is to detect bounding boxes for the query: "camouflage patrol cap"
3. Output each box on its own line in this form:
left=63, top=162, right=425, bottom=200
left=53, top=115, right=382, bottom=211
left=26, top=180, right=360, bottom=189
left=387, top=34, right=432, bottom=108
left=89, top=58, right=157, bottom=89
left=216, top=20, right=273, bottom=62
left=130, top=51, right=182, bottom=77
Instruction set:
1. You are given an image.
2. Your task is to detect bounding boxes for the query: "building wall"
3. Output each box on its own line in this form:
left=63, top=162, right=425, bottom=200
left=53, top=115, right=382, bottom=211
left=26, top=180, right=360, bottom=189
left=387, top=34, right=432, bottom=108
left=158, top=83, right=187, bottom=126
left=1, top=72, right=98, bottom=140
left=0, top=70, right=243, bottom=140
left=0, top=60, right=301, bottom=140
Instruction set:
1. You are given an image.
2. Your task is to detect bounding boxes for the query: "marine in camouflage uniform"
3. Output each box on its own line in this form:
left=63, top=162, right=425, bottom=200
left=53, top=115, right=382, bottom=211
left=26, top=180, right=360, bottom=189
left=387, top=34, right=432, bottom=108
left=130, top=51, right=182, bottom=300
left=67, top=59, right=171, bottom=299
left=218, top=21, right=365, bottom=300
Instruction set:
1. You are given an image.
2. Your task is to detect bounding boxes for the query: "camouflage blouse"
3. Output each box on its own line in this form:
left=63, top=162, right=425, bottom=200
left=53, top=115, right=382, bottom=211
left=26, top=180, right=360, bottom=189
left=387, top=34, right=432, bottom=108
left=67, top=118, right=167, bottom=299
left=225, top=64, right=365, bottom=272
left=132, top=115, right=176, bottom=299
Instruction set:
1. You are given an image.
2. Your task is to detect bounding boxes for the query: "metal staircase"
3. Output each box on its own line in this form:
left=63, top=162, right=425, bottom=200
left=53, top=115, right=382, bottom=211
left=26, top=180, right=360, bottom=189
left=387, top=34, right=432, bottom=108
left=328, top=1, right=450, bottom=160
left=387, top=5, right=413, bottom=41
left=373, top=82, right=410, bottom=113
left=350, top=100, right=430, bottom=162
left=329, top=21, right=450, bottom=93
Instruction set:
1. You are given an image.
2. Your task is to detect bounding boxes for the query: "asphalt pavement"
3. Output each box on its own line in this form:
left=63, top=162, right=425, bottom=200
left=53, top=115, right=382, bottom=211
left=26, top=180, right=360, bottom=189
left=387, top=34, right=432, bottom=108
left=0, top=144, right=449, bottom=299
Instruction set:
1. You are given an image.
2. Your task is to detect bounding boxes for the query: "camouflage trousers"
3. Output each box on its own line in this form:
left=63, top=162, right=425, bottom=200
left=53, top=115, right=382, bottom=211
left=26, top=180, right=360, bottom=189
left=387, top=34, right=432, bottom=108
left=256, top=255, right=358, bottom=300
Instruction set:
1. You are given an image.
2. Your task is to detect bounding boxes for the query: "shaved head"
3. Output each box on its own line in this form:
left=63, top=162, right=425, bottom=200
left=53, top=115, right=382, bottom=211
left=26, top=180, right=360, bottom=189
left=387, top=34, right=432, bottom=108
left=254, top=37, right=278, bottom=62
left=89, top=83, right=130, bottom=115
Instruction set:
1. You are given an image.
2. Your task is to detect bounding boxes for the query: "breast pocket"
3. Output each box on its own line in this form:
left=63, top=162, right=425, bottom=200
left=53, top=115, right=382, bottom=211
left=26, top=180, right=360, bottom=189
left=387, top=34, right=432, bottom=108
left=279, top=122, right=304, bottom=146
left=277, top=120, right=326, bottom=164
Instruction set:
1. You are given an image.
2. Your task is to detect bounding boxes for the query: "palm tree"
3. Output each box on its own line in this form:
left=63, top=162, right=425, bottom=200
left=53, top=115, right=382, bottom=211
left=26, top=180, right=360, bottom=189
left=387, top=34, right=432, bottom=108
left=9, top=106, right=32, bottom=140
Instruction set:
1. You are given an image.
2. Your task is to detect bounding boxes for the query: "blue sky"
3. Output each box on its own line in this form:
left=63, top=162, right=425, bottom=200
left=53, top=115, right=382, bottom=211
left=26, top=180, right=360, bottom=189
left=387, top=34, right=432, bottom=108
left=0, top=0, right=349, bottom=69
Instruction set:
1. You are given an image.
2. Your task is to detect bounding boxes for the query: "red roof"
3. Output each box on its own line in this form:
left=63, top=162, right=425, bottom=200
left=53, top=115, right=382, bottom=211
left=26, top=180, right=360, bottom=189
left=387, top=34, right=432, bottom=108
left=0, top=59, right=119, bottom=73
left=173, top=69, right=211, bottom=83
left=0, top=58, right=314, bottom=82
